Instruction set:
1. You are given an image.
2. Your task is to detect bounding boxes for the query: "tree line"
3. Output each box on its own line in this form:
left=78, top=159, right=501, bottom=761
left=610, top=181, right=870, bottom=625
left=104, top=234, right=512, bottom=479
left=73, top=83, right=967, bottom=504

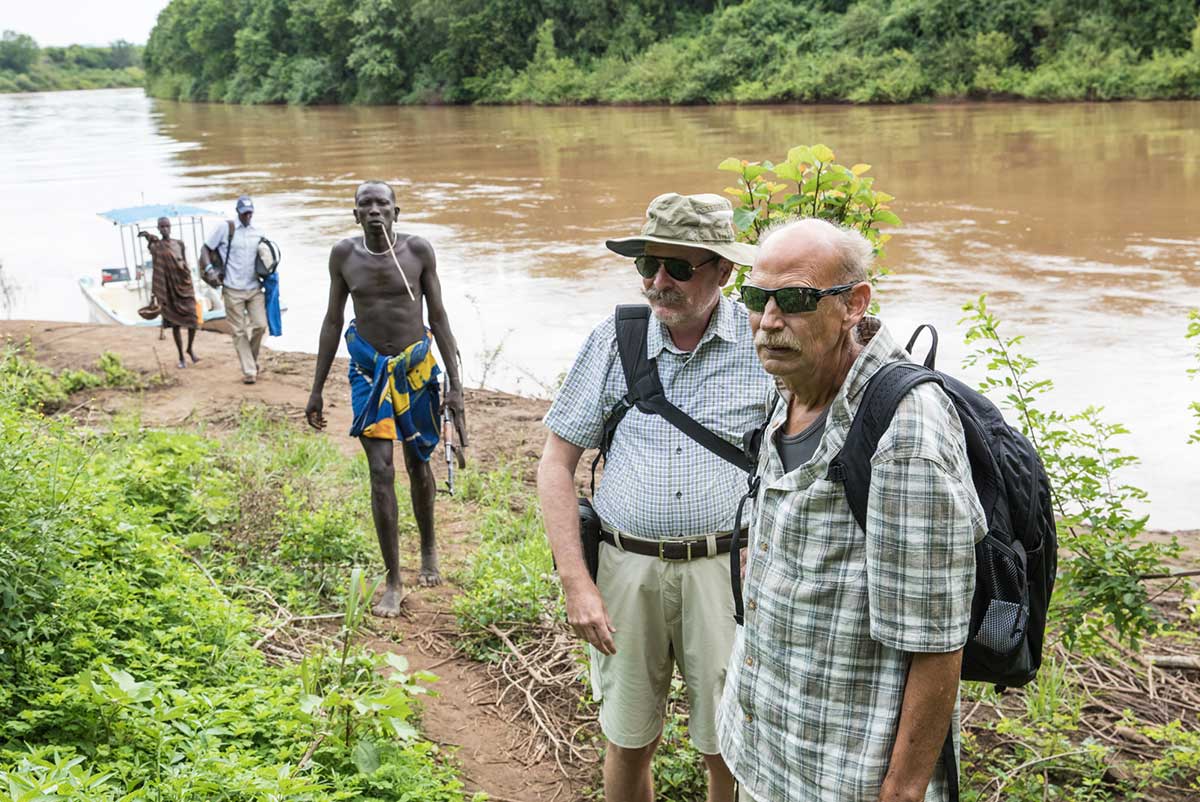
left=143, top=0, right=1200, bottom=105
left=0, top=31, right=144, bottom=93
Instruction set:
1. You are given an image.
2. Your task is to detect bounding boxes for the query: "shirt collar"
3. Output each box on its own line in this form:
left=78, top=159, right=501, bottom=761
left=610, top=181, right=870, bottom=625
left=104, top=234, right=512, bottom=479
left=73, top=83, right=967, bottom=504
left=647, top=295, right=740, bottom=358
left=827, top=319, right=908, bottom=430
left=762, top=318, right=906, bottom=486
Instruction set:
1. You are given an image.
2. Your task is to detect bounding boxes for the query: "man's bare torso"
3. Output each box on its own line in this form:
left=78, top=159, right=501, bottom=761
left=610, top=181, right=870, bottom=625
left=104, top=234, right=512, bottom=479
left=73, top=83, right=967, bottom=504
left=334, top=233, right=430, bottom=354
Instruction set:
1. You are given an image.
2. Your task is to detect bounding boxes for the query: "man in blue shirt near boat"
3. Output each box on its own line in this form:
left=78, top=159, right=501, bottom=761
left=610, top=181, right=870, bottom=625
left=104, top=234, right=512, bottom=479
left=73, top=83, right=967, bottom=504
left=201, top=195, right=269, bottom=385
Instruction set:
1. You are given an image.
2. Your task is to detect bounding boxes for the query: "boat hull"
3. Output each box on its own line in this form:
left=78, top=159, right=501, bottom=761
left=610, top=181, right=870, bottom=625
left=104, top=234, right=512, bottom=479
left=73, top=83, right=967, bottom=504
left=79, top=276, right=230, bottom=333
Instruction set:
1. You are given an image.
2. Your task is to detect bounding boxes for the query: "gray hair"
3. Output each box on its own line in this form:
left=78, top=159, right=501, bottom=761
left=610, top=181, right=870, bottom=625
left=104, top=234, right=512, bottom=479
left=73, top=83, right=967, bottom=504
left=758, top=217, right=873, bottom=285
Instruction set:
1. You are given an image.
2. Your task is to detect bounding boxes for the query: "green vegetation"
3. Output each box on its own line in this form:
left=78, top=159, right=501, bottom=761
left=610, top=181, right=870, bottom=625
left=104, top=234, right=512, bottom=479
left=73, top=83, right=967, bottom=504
left=954, top=300, right=1197, bottom=801
left=0, top=31, right=143, bottom=93
left=0, top=344, right=476, bottom=800
left=961, top=297, right=1181, bottom=647
left=1188, top=309, right=1200, bottom=444
left=717, top=144, right=899, bottom=316
left=144, top=0, right=1200, bottom=105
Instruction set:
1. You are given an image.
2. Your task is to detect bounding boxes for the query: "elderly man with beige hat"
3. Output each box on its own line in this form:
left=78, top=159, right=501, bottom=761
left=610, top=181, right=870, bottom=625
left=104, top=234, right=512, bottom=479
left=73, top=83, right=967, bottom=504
left=537, top=193, right=774, bottom=802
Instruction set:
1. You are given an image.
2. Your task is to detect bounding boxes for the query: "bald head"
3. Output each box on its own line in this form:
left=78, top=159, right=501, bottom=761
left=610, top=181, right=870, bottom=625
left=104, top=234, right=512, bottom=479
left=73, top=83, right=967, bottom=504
left=356, top=181, right=396, bottom=204
left=756, top=218, right=872, bottom=287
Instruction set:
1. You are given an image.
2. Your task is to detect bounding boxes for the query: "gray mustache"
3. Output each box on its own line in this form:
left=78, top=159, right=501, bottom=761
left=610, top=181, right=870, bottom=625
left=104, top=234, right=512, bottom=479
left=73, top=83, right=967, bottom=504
left=643, top=287, right=687, bottom=306
left=755, top=331, right=803, bottom=350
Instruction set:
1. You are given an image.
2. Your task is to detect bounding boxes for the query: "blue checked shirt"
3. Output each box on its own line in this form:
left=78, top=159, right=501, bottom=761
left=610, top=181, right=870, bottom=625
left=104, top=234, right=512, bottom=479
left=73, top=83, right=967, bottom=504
left=544, top=296, right=775, bottom=540
left=717, top=323, right=985, bottom=802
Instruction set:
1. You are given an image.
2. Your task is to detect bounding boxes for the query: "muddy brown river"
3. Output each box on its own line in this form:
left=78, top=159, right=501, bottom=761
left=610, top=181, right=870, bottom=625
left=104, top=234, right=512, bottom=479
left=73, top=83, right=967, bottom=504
left=1, top=89, right=1197, bottom=527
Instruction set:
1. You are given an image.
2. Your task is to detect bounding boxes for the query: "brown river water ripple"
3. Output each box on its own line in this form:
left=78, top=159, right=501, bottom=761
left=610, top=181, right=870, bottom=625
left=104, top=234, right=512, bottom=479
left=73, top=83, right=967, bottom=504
left=1, top=89, right=1197, bottom=527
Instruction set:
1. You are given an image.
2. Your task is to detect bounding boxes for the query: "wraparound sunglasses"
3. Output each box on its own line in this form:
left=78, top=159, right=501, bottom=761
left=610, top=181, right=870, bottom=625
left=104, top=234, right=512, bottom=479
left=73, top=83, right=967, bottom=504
left=633, top=254, right=719, bottom=282
left=739, top=282, right=858, bottom=314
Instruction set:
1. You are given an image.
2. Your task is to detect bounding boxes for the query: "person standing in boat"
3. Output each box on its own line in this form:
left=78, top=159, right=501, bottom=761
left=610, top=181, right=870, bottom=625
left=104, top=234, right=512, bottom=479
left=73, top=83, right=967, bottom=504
left=200, top=195, right=268, bottom=385
left=139, top=216, right=199, bottom=369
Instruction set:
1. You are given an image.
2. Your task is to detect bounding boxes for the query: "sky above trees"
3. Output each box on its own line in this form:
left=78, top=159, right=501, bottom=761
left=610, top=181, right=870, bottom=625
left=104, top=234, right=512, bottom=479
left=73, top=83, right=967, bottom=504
left=7, top=0, right=168, bottom=46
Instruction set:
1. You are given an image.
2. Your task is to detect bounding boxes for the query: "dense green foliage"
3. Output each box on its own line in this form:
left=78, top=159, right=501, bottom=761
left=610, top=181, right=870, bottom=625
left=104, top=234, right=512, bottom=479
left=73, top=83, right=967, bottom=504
left=0, top=31, right=144, bottom=93
left=143, top=0, right=1200, bottom=104
left=0, top=346, right=474, bottom=800
left=1188, top=309, right=1200, bottom=444
left=959, top=297, right=1180, bottom=648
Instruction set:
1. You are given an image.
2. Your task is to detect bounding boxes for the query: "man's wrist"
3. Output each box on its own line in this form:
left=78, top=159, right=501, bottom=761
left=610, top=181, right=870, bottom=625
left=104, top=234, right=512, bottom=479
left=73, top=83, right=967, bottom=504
left=878, top=776, right=924, bottom=802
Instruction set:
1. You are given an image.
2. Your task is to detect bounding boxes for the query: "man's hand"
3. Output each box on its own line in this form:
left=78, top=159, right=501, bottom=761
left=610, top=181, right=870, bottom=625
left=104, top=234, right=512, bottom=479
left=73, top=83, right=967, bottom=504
left=740, top=547, right=748, bottom=581
left=138, top=230, right=159, bottom=243
left=442, top=384, right=468, bottom=448
left=305, top=392, right=326, bottom=431
left=563, top=577, right=617, bottom=655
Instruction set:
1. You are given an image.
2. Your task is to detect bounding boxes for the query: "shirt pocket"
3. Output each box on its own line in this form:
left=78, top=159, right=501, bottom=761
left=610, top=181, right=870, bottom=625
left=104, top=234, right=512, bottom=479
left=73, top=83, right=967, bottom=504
left=778, top=478, right=866, bottom=590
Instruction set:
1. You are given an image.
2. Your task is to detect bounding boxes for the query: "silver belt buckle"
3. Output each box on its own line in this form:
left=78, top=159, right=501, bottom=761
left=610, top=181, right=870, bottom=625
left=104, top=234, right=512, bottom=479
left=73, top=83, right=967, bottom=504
left=659, top=538, right=694, bottom=562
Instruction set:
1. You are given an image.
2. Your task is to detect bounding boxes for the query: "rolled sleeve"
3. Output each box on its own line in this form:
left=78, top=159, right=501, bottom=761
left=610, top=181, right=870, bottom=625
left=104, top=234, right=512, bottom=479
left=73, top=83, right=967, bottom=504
left=865, top=454, right=979, bottom=653
left=204, top=223, right=227, bottom=252
left=543, top=321, right=617, bottom=450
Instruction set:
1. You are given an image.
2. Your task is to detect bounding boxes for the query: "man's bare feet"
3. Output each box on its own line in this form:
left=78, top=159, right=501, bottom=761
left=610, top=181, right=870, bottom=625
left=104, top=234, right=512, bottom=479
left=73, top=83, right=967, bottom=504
left=419, top=555, right=442, bottom=587
left=372, top=585, right=404, bottom=617
left=188, top=351, right=200, bottom=364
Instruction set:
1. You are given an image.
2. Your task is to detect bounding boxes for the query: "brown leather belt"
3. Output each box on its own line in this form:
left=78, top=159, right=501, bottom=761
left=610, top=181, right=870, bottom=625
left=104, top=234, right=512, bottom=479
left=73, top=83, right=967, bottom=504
left=599, top=527, right=742, bottom=561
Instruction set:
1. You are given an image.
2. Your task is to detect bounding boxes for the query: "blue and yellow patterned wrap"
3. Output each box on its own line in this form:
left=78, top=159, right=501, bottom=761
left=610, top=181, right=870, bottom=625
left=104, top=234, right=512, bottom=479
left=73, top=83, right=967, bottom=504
left=346, top=321, right=441, bottom=461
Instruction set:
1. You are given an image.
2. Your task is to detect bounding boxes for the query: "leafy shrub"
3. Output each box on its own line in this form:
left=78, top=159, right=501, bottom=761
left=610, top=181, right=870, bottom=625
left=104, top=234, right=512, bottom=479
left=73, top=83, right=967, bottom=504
left=276, top=483, right=372, bottom=593
left=960, top=295, right=1180, bottom=648
left=451, top=464, right=560, bottom=657
left=0, top=360, right=472, bottom=800
left=0, top=344, right=66, bottom=410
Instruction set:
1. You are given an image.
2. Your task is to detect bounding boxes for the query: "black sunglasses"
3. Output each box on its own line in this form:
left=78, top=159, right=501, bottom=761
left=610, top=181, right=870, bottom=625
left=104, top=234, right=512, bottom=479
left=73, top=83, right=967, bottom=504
left=739, top=283, right=858, bottom=314
left=634, top=254, right=718, bottom=282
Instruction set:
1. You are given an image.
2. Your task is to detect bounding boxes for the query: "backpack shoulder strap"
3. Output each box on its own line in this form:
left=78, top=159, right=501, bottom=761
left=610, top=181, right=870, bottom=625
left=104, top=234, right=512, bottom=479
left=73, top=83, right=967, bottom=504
left=597, top=305, right=652, bottom=457
left=222, top=219, right=235, bottom=264
left=599, top=304, right=750, bottom=473
left=615, top=304, right=653, bottom=399
left=827, top=361, right=943, bottom=531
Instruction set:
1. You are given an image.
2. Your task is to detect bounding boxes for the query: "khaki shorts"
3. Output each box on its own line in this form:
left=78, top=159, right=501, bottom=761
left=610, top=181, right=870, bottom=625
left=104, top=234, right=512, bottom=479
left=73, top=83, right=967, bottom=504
left=589, top=540, right=736, bottom=755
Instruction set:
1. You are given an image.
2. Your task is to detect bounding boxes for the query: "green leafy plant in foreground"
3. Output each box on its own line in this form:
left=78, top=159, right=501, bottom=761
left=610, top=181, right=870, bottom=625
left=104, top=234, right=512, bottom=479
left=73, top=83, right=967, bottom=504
left=960, top=295, right=1180, bottom=649
left=0, top=360, right=473, bottom=801
left=296, top=569, right=436, bottom=764
left=717, top=144, right=900, bottom=296
left=0, top=343, right=141, bottom=412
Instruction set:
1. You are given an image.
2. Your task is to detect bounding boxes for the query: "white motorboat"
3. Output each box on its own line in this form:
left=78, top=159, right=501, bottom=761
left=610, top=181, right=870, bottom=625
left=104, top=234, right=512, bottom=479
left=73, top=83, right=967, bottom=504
left=81, top=204, right=231, bottom=333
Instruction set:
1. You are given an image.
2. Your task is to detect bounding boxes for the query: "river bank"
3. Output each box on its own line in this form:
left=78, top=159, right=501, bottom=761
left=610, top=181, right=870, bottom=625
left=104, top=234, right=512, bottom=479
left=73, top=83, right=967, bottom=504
left=0, top=319, right=596, bottom=800
left=143, top=0, right=1200, bottom=107
left=3, top=320, right=1194, bottom=559
left=4, top=319, right=1199, bottom=800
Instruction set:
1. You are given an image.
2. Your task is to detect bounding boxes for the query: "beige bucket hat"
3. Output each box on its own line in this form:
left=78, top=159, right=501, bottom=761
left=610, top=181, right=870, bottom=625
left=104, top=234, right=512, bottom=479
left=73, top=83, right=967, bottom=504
left=606, top=192, right=758, bottom=266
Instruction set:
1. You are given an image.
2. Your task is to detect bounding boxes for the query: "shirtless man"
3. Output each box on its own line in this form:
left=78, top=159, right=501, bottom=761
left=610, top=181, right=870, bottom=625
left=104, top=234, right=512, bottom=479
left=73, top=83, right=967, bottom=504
left=306, top=181, right=465, bottom=616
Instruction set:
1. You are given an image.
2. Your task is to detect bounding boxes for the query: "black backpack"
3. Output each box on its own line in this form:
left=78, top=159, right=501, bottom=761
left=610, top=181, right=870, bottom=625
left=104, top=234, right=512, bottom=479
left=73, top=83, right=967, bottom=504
left=731, top=324, right=1058, bottom=801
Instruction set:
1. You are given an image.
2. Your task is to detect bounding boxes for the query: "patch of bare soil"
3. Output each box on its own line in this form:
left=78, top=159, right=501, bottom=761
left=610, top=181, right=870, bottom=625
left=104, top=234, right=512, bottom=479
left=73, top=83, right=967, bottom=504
left=0, top=321, right=588, bottom=801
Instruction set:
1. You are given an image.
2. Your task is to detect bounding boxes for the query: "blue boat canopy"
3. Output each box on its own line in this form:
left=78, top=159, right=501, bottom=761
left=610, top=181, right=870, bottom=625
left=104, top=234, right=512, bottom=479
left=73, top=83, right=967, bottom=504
left=98, top=204, right=220, bottom=225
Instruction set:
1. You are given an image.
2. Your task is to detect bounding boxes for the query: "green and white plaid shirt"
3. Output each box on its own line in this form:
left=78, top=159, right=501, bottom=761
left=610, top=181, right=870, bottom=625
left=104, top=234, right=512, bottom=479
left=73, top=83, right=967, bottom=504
left=718, top=323, right=985, bottom=802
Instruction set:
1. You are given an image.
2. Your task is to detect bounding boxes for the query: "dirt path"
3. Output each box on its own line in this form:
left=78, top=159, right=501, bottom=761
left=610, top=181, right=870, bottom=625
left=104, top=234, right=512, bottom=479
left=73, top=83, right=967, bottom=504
left=1, top=321, right=589, bottom=801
